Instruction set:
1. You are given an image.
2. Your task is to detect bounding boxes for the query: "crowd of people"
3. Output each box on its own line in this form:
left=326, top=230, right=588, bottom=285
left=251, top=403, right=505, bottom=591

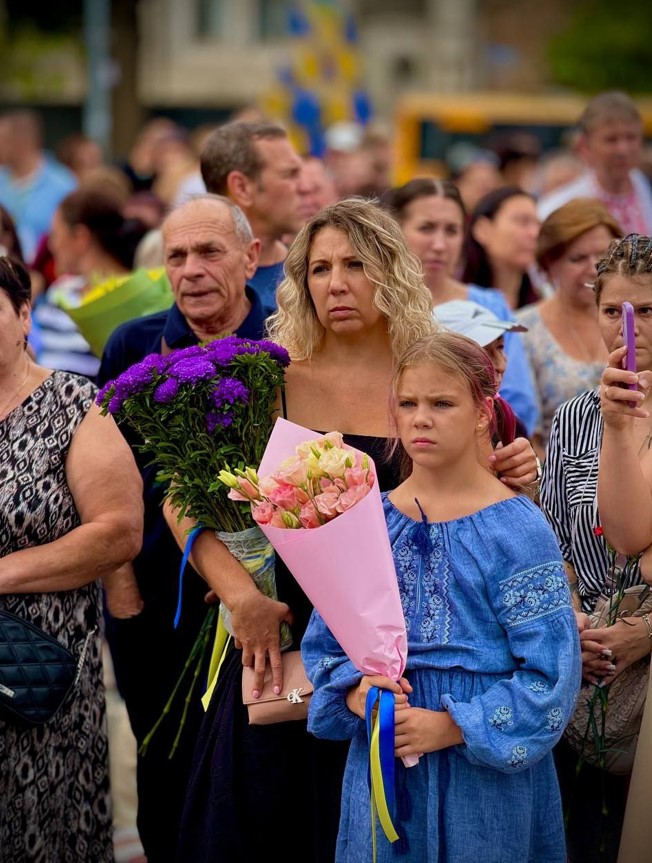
left=1, top=86, right=652, bottom=863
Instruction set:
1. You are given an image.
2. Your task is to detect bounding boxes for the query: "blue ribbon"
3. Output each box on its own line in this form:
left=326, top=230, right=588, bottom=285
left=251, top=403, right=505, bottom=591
left=365, top=686, right=398, bottom=835
left=173, top=524, right=207, bottom=628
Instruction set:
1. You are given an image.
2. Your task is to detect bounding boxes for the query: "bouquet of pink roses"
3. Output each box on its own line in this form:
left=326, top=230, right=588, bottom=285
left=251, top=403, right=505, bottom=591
left=219, top=430, right=374, bottom=531
left=218, top=420, right=406, bottom=679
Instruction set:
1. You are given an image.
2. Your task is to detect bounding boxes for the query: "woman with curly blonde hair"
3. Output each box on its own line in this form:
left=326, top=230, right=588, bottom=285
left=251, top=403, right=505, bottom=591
left=169, top=197, right=539, bottom=863
left=268, top=197, right=432, bottom=360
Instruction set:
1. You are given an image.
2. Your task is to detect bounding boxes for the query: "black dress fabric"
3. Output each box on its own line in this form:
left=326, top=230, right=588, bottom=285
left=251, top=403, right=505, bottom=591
left=176, top=433, right=401, bottom=863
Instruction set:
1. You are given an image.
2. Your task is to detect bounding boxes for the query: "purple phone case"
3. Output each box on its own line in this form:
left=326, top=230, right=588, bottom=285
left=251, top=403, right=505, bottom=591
left=622, top=301, right=637, bottom=395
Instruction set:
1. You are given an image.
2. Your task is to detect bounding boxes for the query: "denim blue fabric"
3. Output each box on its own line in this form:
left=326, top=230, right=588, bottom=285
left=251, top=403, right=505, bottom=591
left=467, top=285, right=540, bottom=437
left=301, top=494, right=581, bottom=862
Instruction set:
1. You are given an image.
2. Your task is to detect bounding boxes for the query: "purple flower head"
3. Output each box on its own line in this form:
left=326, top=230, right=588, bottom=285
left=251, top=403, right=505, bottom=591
left=167, top=344, right=205, bottom=363
left=168, top=357, right=217, bottom=384
left=203, top=338, right=242, bottom=367
left=107, top=393, right=125, bottom=415
left=112, top=361, right=159, bottom=400
left=203, top=336, right=290, bottom=369
left=140, top=352, right=170, bottom=373
left=211, top=377, right=249, bottom=409
left=206, top=411, right=234, bottom=434
left=96, top=381, right=114, bottom=407
left=154, top=377, right=180, bottom=403
left=254, top=340, right=291, bottom=367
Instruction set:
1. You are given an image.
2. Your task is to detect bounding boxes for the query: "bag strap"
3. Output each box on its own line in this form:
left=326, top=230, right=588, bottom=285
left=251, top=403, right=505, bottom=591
left=73, top=627, right=98, bottom=686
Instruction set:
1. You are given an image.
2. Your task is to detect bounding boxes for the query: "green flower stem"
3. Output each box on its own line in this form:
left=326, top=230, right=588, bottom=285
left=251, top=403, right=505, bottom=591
left=138, top=606, right=217, bottom=758
left=168, top=607, right=217, bottom=760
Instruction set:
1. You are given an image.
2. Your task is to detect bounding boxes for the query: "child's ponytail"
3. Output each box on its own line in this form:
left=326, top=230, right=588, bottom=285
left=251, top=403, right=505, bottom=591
left=493, top=395, right=517, bottom=448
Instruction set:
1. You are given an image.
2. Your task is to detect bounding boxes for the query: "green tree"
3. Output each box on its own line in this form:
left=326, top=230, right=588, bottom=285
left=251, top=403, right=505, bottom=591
left=548, top=0, right=652, bottom=94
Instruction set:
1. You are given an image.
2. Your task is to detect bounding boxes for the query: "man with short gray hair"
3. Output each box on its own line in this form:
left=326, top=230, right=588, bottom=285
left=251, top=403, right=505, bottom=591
left=97, top=193, right=267, bottom=863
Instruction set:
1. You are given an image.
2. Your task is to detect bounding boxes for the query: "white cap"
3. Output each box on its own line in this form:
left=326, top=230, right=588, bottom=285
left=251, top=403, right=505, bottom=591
left=324, top=121, right=364, bottom=153
left=433, top=300, right=527, bottom=347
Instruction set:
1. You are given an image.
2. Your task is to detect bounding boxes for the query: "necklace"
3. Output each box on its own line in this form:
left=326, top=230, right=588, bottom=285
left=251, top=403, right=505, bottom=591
left=0, top=362, right=30, bottom=420
left=564, top=316, right=604, bottom=364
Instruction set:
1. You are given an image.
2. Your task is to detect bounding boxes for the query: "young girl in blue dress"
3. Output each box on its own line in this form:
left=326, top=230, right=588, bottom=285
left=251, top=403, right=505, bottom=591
left=301, top=331, right=581, bottom=863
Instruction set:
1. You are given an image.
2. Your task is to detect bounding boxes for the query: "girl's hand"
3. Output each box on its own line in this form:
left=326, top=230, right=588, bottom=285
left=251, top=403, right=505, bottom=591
left=579, top=618, right=652, bottom=685
left=600, top=347, right=651, bottom=428
left=346, top=675, right=411, bottom=719
left=394, top=706, right=463, bottom=757
left=574, top=610, right=590, bottom=633
left=489, top=437, right=538, bottom=487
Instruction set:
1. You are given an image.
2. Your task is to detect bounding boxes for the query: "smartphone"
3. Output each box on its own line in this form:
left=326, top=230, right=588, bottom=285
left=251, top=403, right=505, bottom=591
left=622, top=301, right=637, bottom=404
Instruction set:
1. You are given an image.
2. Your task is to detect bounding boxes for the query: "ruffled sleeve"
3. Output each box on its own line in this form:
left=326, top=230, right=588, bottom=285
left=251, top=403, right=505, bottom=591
left=301, top=608, right=364, bottom=740
left=442, top=554, right=581, bottom=773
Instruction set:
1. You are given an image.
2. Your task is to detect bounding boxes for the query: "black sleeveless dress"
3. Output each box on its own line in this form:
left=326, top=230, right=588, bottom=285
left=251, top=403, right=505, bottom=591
left=176, top=434, right=401, bottom=863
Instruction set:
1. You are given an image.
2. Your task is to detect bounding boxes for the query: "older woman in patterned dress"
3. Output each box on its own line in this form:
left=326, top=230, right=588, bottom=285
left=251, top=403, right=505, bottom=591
left=0, top=256, right=143, bottom=862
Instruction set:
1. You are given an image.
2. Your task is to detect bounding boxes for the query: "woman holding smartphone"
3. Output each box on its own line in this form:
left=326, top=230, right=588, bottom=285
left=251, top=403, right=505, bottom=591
left=540, top=234, right=652, bottom=863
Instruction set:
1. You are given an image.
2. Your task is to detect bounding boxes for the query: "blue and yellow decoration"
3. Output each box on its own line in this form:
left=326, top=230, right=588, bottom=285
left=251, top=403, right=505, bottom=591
left=366, top=686, right=400, bottom=856
left=260, top=0, right=373, bottom=156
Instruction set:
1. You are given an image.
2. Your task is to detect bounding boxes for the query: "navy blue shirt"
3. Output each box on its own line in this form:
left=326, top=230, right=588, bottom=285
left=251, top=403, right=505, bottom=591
left=247, top=261, right=285, bottom=315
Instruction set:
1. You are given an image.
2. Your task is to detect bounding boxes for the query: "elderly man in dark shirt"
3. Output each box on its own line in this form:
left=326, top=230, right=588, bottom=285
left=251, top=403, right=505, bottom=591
left=98, top=194, right=267, bottom=863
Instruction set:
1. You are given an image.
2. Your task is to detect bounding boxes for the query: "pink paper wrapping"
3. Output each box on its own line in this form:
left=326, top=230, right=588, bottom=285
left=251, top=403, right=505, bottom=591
left=258, top=418, right=408, bottom=680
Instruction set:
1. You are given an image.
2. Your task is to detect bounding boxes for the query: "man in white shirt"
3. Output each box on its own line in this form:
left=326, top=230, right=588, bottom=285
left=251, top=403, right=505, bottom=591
left=538, top=91, right=652, bottom=235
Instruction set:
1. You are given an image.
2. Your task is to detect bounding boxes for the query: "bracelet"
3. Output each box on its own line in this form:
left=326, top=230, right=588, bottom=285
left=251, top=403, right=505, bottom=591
left=642, top=613, right=652, bottom=640
left=535, top=456, right=543, bottom=482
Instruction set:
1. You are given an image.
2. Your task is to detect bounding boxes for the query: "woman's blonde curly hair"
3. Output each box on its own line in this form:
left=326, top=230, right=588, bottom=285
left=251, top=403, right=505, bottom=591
left=266, top=197, right=435, bottom=360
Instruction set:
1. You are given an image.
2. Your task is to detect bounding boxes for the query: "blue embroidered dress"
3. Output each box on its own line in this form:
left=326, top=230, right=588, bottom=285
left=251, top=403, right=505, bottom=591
left=301, top=494, right=581, bottom=863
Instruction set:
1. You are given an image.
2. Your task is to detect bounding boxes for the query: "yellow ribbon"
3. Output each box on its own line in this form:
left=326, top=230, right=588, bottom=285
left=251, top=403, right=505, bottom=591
left=369, top=709, right=399, bottom=848
left=201, top=541, right=274, bottom=710
left=201, top=616, right=231, bottom=710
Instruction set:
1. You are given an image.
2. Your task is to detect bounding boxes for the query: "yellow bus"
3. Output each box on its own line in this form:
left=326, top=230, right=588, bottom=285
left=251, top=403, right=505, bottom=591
left=392, top=91, right=652, bottom=185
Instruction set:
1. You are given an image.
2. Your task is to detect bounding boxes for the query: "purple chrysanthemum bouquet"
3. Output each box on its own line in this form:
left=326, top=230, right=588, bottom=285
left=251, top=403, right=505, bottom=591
left=97, top=336, right=291, bottom=752
left=97, top=336, right=290, bottom=533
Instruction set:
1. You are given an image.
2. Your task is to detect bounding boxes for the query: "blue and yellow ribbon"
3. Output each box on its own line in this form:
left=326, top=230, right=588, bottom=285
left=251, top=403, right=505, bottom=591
left=365, top=686, right=399, bottom=857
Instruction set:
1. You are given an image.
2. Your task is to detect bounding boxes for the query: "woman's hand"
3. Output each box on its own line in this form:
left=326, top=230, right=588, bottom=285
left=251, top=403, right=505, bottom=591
left=394, top=706, right=463, bottom=757
left=579, top=617, right=652, bottom=685
left=234, top=590, right=294, bottom=698
left=640, top=545, right=652, bottom=585
left=345, top=675, right=411, bottom=719
left=103, top=563, right=144, bottom=619
left=489, top=437, right=538, bottom=487
left=600, top=346, right=651, bottom=429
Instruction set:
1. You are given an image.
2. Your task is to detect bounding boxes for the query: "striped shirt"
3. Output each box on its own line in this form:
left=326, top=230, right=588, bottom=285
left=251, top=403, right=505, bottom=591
left=32, top=276, right=100, bottom=380
left=540, top=389, right=643, bottom=612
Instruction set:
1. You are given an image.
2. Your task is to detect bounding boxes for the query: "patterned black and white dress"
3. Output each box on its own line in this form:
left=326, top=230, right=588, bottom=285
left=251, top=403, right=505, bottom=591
left=0, top=371, right=112, bottom=863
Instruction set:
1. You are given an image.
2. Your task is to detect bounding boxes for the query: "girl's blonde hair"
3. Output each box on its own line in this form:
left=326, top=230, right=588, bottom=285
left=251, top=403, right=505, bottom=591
left=266, top=197, right=435, bottom=360
left=388, top=331, right=497, bottom=474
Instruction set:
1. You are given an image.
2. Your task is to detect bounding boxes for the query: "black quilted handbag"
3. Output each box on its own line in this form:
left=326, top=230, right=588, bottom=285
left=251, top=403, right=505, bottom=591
left=0, top=610, right=83, bottom=727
